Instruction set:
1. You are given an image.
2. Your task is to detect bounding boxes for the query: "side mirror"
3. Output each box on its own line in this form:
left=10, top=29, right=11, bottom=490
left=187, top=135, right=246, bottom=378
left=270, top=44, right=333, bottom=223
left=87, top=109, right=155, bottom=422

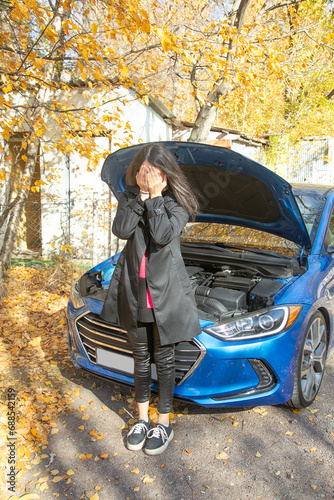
left=327, top=244, right=334, bottom=253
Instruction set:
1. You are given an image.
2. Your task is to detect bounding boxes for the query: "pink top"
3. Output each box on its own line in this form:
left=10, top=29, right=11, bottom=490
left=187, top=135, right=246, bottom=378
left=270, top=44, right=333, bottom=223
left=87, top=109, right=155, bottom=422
left=139, top=252, right=153, bottom=308
left=139, top=192, right=153, bottom=309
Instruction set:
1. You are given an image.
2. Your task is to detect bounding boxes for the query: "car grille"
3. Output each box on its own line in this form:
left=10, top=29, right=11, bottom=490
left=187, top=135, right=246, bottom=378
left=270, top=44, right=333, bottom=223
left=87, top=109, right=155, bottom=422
left=75, top=312, right=205, bottom=386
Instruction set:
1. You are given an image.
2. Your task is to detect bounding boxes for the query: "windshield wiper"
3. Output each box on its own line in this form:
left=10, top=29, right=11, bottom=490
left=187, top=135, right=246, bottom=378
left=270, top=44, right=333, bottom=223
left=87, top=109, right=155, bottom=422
left=182, top=240, right=289, bottom=258
left=212, top=241, right=288, bottom=258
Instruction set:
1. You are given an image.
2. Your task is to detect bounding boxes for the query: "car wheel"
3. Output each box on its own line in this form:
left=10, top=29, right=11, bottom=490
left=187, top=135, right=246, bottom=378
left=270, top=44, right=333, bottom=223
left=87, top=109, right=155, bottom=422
left=288, top=311, right=328, bottom=409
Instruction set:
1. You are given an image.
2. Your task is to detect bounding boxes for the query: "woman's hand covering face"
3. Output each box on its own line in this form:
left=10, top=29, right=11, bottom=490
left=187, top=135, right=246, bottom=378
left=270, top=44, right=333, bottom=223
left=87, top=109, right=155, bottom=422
left=136, top=160, right=167, bottom=197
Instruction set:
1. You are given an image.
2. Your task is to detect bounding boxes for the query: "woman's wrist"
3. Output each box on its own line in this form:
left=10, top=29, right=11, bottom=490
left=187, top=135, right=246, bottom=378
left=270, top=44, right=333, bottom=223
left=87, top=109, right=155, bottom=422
left=140, top=189, right=150, bottom=201
left=149, top=190, right=162, bottom=198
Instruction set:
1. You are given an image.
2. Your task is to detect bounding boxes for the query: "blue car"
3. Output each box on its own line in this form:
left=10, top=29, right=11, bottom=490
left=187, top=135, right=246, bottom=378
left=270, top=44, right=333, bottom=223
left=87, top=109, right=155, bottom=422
left=67, top=142, right=334, bottom=408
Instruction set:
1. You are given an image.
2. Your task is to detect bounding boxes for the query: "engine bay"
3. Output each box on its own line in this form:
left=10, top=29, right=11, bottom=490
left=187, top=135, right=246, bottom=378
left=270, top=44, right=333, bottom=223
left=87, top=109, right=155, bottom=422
left=80, top=251, right=294, bottom=324
left=186, top=263, right=285, bottom=322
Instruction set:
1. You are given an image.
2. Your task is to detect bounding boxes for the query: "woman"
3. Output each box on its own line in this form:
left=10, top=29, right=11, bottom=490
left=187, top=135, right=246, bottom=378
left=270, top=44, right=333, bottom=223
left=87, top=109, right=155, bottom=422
left=101, top=143, right=202, bottom=455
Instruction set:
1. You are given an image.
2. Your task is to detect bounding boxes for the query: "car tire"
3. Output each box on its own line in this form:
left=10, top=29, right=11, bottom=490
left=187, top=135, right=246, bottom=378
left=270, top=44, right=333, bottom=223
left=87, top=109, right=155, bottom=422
left=287, top=311, right=328, bottom=409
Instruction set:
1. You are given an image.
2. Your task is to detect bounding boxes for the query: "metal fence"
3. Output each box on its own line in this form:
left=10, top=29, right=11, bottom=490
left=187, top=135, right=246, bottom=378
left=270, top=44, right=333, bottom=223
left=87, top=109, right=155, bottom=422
left=10, top=194, right=120, bottom=267
left=272, top=137, right=334, bottom=185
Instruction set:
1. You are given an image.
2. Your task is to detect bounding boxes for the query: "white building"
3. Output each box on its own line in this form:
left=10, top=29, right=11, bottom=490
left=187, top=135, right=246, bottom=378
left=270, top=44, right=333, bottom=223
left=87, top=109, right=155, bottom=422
left=8, top=87, right=175, bottom=264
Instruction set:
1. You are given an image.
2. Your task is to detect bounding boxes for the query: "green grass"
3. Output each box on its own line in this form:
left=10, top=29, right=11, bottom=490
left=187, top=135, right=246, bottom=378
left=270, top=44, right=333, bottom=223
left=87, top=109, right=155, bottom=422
left=10, top=258, right=56, bottom=268
left=10, top=258, right=92, bottom=272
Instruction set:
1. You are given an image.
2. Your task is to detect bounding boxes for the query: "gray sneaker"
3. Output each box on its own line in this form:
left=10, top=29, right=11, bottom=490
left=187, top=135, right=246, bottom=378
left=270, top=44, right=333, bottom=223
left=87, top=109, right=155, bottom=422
left=144, top=423, right=174, bottom=455
left=126, top=420, right=149, bottom=451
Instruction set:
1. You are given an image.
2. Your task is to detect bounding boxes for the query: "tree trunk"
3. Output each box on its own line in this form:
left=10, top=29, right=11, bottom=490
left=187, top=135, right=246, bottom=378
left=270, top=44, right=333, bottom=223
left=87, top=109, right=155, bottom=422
left=189, top=80, right=230, bottom=142
left=0, top=138, right=39, bottom=273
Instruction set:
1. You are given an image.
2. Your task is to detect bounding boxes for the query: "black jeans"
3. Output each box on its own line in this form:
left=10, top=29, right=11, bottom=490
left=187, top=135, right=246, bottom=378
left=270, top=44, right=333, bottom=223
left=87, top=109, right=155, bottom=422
left=127, top=322, right=175, bottom=414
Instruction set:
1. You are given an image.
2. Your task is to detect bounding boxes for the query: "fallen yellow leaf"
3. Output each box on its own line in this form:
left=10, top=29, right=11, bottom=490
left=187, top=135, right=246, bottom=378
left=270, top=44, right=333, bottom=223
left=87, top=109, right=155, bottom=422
left=30, top=429, right=41, bottom=438
left=255, top=452, right=262, bottom=457
left=252, top=407, right=267, bottom=416
left=216, top=452, right=230, bottom=460
left=142, top=474, right=155, bottom=484
left=89, top=493, right=99, bottom=500
left=72, top=388, right=80, bottom=398
left=52, top=476, right=63, bottom=483
left=37, top=476, right=49, bottom=483
left=100, top=452, right=108, bottom=459
left=131, top=468, right=140, bottom=474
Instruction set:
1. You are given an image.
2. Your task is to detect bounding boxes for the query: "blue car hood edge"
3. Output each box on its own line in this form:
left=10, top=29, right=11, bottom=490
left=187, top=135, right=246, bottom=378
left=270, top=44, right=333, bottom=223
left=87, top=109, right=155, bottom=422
left=101, top=141, right=311, bottom=250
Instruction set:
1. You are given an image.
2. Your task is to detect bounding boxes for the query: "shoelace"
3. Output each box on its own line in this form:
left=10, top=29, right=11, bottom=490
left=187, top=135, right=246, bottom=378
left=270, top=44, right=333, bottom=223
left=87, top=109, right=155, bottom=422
left=129, top=422, right=147, bottom=435
left=147, top=425, right=168, bottom=442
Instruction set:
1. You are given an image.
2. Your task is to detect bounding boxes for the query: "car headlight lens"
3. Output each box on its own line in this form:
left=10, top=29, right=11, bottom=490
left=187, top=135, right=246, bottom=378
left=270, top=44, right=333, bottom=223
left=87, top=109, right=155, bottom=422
left=203, top=305, right=302, bottom=341
left=70, top=281, right=85, bottom=310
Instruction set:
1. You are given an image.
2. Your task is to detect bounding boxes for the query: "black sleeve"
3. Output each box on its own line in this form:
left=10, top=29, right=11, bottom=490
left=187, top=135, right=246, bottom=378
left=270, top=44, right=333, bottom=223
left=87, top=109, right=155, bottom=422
left=112, top=188, right=144, bottom=240
left=144, top=196, right=189, bottom=246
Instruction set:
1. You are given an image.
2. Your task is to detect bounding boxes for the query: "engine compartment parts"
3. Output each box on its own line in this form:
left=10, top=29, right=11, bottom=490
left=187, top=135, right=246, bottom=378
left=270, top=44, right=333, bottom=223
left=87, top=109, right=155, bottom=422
left=187, top=264, right=286, bottom=320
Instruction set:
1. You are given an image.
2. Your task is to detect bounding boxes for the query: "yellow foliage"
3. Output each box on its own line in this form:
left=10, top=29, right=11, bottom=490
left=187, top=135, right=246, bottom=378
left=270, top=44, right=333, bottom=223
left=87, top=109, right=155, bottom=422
left=0, top=0, right=332, bottom=202
left=0, top=265, right=88, bottom=497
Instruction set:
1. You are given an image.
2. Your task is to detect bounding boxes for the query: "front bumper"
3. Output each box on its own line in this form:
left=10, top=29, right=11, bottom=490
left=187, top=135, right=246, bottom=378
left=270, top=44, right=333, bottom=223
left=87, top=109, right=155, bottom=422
left=67, top=298, right=311, bottom=408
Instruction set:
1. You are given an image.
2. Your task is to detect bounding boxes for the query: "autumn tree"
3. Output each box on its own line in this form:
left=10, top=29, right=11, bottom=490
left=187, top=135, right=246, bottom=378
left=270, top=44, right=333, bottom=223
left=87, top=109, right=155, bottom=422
left=1, top=0, right=334, bottom=283
left=211, top=0, right=334, bottom=141
left=0, top=0, right=161, bottom=277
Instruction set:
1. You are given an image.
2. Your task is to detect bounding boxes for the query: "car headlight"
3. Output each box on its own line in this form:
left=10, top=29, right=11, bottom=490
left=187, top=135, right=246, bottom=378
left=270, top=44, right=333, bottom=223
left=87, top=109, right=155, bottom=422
left=203, top=305, right=302, bottom=341
left=70, top=281, right=85, bottom=310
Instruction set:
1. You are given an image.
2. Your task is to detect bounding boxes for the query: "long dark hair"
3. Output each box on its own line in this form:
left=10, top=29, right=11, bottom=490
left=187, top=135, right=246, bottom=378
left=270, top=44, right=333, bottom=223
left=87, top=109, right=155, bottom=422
left=126, top=143, right=198, bottom=220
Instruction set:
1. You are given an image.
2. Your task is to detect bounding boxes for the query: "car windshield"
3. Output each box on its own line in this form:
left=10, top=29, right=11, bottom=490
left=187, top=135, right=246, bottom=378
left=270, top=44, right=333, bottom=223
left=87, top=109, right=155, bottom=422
left=181, top=223, right=299, bottom=256
left=293, top=192, right=326, bottom=243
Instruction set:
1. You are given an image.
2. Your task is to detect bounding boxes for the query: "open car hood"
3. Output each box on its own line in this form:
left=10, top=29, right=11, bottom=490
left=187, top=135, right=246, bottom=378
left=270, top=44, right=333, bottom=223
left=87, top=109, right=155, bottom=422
left=101, top=141, right=311, bottom=250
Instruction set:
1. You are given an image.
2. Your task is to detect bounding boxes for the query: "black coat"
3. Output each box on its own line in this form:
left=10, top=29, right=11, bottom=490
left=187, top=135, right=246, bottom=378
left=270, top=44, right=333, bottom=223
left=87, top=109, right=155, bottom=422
left=100, top=185, right=202, bottom=346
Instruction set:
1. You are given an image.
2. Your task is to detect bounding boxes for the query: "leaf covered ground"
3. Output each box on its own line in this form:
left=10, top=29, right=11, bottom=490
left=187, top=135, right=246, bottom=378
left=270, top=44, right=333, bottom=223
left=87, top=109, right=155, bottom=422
left=0, top=264, right=333, bottom=500
left=0, top=263, right=171, bottom=499
left=0, top=264, right=80, bottom=496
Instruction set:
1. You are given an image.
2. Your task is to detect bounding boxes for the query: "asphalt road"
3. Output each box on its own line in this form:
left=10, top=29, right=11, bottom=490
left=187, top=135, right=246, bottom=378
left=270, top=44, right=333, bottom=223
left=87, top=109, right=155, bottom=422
left=15, top=349, right=334, bottom=500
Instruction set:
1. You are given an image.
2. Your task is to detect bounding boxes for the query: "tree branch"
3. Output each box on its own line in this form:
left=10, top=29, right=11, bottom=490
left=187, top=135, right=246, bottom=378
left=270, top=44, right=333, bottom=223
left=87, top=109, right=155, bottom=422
left=264, top=0, right=307, bottom=13
left=327, top=89, right=334, bottom=100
